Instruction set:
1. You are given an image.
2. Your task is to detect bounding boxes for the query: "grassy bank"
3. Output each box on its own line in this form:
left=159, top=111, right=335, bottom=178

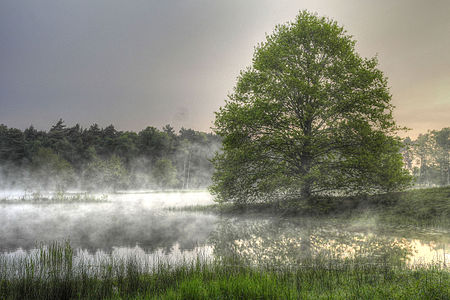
left=172, top=187, right=450, bottom=226
left=374, top=186, right=450, bottom=227
left=0, top=242, right=448, bottom=299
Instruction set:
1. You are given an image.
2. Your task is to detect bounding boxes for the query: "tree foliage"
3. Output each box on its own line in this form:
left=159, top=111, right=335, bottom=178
left=83, top=154, right=128, bottom=191
left=153, top=158, right=178, bottom=188
left=31, top=147, right=75, bottom=190
left=211, top=11, right=411, bottom=204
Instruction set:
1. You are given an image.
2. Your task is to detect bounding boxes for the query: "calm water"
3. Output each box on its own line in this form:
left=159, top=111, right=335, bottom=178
left=1, top=191, right=449, bottom=268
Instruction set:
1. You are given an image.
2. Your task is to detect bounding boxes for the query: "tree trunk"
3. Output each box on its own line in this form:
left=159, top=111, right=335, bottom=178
left=301, top=181, right=312, bottom=199
left=299, top=117, right=313, bottom=201
left=299, top=153, right=313, bottom=201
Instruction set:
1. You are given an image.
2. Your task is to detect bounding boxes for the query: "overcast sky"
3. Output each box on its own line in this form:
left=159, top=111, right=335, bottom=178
left=1, top=0, right=449, bottom=137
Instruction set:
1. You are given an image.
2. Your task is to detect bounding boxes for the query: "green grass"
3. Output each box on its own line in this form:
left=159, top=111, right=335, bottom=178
left=374, top=186, right=450, bottom=227
left=0, top=242, right=448, bottom=299
left=143, top=267, right=449, bottom=300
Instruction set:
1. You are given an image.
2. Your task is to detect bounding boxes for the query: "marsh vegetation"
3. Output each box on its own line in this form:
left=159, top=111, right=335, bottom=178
left=1, top=241, right=448, bottom=299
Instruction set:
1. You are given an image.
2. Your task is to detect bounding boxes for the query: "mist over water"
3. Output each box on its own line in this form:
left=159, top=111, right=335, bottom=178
left=0, top=191, right=216, bottom=252
left=1, top=191, right=449, bottom=268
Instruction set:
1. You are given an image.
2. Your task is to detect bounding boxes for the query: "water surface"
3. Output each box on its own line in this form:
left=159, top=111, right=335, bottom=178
left=1, top=191, right=448, bottom=268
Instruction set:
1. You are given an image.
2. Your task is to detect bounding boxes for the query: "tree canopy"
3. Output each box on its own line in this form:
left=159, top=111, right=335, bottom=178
left=211, top=11, right=411, bottom=204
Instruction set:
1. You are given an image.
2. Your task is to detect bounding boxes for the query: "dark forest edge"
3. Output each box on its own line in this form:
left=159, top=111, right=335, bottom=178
left=0, top=120, right=221, bottom=191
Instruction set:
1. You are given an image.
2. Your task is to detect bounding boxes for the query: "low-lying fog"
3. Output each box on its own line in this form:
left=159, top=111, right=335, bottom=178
left=1, top=191, right=449, bottom=268
left=0, top=191, right=215, bottom=251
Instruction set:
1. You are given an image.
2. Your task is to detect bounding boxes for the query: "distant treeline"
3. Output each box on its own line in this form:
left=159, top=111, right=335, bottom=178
left=402, top=128, right=449, bottom=187
left=0, top=120, right=221, bottom=191
left=0, top=121, right=448, bottom=191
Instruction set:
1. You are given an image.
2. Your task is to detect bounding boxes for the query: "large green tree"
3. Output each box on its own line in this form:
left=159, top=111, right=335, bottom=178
left=211, top=11, right=411, bottom=204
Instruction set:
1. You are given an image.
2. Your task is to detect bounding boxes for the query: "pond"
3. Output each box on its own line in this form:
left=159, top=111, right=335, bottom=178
left=1, top=191, right=449, bottom=269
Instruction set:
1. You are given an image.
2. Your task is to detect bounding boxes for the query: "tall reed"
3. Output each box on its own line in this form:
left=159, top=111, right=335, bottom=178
left=0, top=241, right=448, bottom=299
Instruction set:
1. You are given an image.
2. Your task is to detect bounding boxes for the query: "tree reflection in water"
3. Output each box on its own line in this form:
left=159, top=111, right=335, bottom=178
left=209, top=217, right=425, bottom=268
